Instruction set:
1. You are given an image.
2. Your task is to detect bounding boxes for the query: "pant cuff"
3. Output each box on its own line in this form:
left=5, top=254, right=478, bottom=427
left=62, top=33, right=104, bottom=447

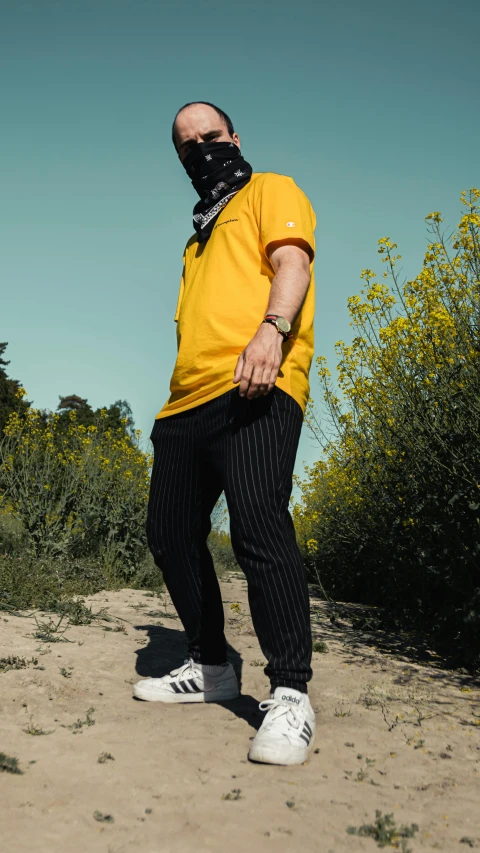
left=270, top=681, right=308, bottom=695
left=189, top=648, right=228, bottom=666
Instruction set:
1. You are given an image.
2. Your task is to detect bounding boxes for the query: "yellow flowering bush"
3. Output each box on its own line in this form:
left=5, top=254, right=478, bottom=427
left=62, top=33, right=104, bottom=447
left=294, top=189, right=480, bottom=665
left=1, top=402, right=151, bottom=582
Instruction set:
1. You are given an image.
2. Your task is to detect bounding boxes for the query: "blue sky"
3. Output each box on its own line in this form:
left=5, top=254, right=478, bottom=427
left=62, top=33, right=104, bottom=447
left=1, top=0, right=479, bottom=477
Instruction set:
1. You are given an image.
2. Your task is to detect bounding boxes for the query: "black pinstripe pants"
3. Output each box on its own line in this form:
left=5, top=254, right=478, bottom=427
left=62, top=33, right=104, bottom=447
left=147, top=386, right=312, bottom=693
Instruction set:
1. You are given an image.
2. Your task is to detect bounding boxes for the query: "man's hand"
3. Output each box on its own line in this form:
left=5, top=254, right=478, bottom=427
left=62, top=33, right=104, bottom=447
left=233, top=322, right=283, bottom=399
left=232, top=241, right=311, bottom=400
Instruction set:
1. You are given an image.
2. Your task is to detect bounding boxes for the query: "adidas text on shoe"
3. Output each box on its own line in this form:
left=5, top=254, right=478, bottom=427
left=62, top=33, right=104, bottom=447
left=248, top=687, right=316, bottom=766
left=132, top=659, right=239, bottom=704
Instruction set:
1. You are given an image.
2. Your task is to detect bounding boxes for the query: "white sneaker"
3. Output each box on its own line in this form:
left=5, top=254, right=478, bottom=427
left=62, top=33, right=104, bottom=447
left=132, top=659, right=239, bottom=704
left=248, top=687, right=316, bottom=765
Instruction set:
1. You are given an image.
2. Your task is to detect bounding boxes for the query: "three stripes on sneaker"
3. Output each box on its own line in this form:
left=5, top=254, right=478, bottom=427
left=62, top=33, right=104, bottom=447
left=299, top=719, right=313, bottom=745
left=171, top=678, right=203, bottom=694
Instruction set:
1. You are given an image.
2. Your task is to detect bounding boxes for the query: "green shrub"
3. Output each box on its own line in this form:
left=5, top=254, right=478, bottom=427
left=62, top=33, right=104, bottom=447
left=0, top=551, right=163, bottom=611
left=295, top=189, right=480, bottom=667
left=1, top=406, right=151, bottom=578
left=0, top=504, right=26, bottom=555
left=208, top=529, right=239, bottom=576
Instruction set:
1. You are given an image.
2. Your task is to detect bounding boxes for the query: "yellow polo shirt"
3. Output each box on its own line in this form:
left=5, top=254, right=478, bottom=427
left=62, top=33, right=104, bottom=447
left=156, top=172, right=316, bottom=419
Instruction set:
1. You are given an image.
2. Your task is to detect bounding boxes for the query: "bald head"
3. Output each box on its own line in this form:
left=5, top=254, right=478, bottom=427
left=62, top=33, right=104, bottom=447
left=172, top=101, right=240, bottom=163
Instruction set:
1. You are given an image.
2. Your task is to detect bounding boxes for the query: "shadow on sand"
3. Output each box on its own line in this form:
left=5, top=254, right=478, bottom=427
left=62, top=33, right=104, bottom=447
left=309, top=591, right=480, bottom=695
left=133, top=621, right=263, bottom=730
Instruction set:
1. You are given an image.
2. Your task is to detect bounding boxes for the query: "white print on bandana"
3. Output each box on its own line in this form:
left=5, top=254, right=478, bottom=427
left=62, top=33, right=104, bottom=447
left=210, top=181, right=230, bottom=200
left=286, top=221, right=296, bottom=227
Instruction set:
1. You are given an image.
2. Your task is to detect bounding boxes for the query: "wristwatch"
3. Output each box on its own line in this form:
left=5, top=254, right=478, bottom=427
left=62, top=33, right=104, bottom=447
left=263, top=314, right=293, bottom=342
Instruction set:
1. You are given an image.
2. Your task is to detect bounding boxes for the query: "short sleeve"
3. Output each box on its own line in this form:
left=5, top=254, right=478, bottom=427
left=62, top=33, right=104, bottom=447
left=174, top=241, right=193, bottom=321
left=257, top=173, right=316, bottom=260
left=174, top=266, right=185, bottom=322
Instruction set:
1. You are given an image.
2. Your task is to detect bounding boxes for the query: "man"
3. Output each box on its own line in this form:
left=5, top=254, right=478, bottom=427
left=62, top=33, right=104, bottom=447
left=133, top=102, right=316, bottom=767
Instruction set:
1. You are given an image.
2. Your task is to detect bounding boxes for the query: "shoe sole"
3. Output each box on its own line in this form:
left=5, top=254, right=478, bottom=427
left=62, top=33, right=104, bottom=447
left=132, top=682, right=240, bottom=704
left=248, top=740, right=314, bottom=766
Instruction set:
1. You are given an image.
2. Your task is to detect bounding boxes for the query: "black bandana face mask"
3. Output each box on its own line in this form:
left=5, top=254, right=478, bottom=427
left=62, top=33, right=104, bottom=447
left=182, top=141, right=253, bottom=242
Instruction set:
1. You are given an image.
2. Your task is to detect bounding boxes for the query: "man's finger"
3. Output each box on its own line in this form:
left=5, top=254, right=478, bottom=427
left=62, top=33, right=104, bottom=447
left=239, top=359, right=254, bottom=397
left=233, top=352, right=245, bottom=384
left=266, top=364, right=280, bottom=394
left=246, top=364, right=266, bottom=399
left=258, top=363, right=273, bottom=396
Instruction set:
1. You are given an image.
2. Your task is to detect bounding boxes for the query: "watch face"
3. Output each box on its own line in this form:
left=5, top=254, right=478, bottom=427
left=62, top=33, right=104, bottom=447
left=276, top=316, right=291, bottom=333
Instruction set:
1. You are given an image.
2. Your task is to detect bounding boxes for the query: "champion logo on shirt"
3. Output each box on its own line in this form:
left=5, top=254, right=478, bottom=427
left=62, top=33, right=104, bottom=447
left=286, top=221, right=296, bottom=227
left=213, top=218, right=239, bottom=230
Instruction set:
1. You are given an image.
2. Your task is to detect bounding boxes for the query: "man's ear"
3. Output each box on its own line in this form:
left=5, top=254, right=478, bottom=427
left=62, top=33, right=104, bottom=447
left=233, top=132, right=241, bottom=148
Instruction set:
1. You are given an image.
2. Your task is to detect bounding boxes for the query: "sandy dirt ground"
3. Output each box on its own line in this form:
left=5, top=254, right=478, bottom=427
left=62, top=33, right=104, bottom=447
left=1, top=573, right=480, bottom=853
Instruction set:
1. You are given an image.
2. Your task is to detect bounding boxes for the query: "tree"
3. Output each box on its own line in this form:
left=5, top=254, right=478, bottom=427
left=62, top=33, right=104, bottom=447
left=56, top=395, right=135, bottom=438
left=0, top=343, right=29, bottom=435
left=57, top=395, right=95, bottom=429
left=103, top=399, right=135, bottom=437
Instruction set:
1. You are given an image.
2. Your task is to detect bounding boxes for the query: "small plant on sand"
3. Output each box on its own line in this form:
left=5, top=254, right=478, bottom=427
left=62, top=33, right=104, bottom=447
left=249, top=659, right=266, bottom=667
left=156, top=593, right=176, bottom=619
left=98, top=752, right=115, bottom=763
left=32, top=614, right=71, bottom=643
left=222, top=789, right=242, bottom=801
left=59, top=666, right=73, bottom=678
left=53, top=598, right=109, bottom=626
left=23, top=718, right=54, bottom=736
left=0, top=752, right=23, bottom=774
left=347, top=810, right=419, bottom=849
left=346, top=756, right=378, bottom=784
left=0, top=655, right=38, bottom=672
left=334, top=703, right=352, bottom=717
left=56, top=599, right=94, bottom=624
left=313, top=640, right=329, bottom=653
left=62, top=707, right=95, bottom=732
left=93, top=810, right=114, bottom=823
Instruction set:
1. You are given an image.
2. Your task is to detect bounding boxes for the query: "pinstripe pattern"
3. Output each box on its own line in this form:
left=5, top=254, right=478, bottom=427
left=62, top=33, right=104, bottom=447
left=147, top=386, right=313, bottom=693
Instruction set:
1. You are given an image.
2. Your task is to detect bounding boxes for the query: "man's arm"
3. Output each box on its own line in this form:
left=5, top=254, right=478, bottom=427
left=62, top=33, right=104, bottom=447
left=233, top=241, right=311, bottom=399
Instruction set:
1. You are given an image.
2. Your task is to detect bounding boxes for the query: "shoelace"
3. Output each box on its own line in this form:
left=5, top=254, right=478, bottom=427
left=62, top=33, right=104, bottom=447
left=258, top=698, right=302, bottom=730
left=170, top=659, right=199, bottom=680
